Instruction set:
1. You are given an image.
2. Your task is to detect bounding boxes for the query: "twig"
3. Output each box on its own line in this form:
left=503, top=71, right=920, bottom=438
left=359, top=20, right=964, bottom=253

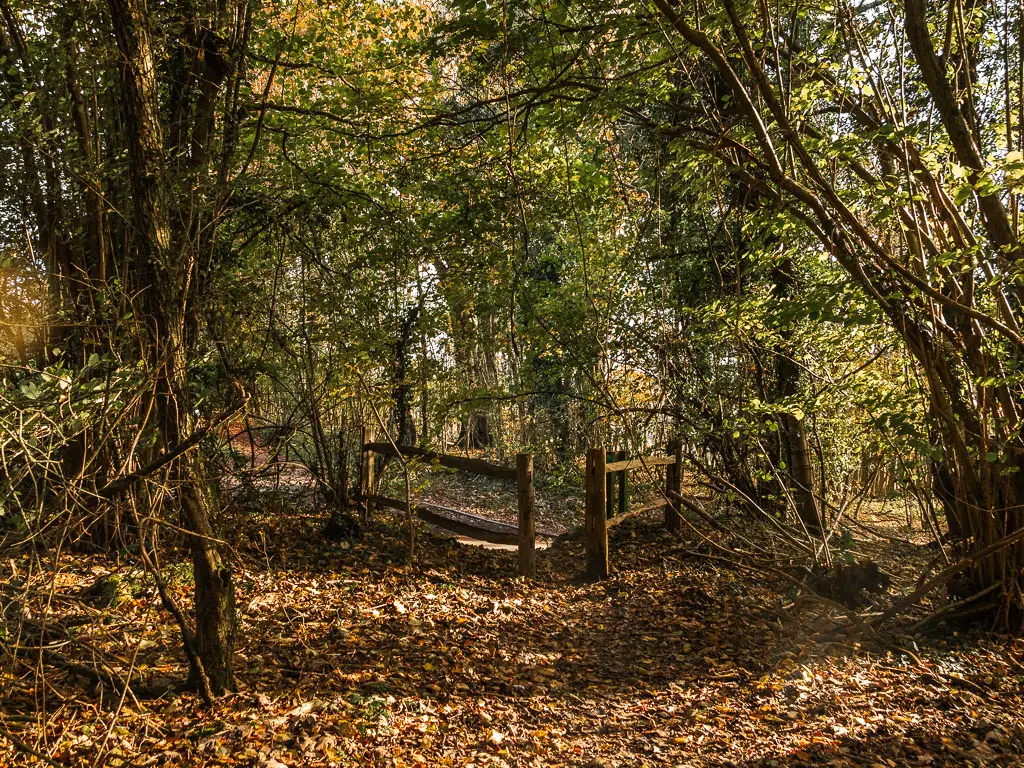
left=356, top=371, right=415, bottom=562
left=0, top=721, right=69, bottom=767
left=97, top=400, right=244, bottom=499
left=125, top=502, right=214, bottom=705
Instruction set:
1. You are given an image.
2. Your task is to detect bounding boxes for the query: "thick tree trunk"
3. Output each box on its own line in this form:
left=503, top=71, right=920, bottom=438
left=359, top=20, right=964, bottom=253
left=108, top=0, right=236, bottom=695
left=179, top=468, right=236, bottom=692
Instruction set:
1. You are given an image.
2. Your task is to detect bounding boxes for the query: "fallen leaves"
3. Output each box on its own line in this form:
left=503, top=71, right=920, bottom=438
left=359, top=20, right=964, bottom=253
left=2, top=503, right=1024, bottom=768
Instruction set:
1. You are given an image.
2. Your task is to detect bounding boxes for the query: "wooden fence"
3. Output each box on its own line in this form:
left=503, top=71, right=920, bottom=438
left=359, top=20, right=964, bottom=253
left=358, top=439, right=537, bottom=577
left=584, top=440, right=682, bottom=580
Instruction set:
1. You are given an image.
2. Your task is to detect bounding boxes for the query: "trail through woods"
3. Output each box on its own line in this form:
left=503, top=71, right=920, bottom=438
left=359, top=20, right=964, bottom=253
left=7, top=0, right=1024, bottom=763
left=2, top=500, right=1022, bottom=768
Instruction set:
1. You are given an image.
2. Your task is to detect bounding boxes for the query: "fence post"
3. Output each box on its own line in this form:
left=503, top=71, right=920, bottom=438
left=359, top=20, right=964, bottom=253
left=617, top=449, right=628, bottom=518
left=585, top=447, right=609, bottom=580
left=360, top=427, right=375, bottom=523
left=665, top=438, right=682, bottom=532
left=605, top=450, right=615, bottom=519
left=605, top=449, right=627, bottom=519
left=516, top=453, right=536, bottom=578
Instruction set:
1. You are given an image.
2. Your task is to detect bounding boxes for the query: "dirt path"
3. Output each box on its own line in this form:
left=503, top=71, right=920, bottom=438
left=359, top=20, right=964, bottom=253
left=2, top=508, right=1022, bottom=767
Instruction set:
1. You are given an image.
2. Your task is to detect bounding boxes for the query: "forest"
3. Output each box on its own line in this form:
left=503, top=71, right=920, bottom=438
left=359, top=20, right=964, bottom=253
left=1, top=0, right=1023, bottom=765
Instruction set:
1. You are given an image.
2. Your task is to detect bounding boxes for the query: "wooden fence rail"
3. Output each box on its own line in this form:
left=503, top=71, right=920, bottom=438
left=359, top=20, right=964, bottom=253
left=585, top=440, right=683, bottom=580
left=358, top=440, right=537, bottom=577
left=604, top=455, right=678, bottom=473
left=363, top=441, right=517, bottom=480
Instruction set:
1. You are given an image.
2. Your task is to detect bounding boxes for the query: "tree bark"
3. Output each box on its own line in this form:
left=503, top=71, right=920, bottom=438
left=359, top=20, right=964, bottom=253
left=108, top=0, right=236, bottom=695
left=772, top=259, right=821, bottom=532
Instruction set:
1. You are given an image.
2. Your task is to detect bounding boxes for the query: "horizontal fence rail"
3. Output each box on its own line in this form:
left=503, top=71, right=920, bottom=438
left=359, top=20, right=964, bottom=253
left=363, top=442, right=517, bottom=481
left=359, top=440, right=537, bottom=576
left=606, top=498, right=667, bottom=529
left=604, top=455, right=677, bottom=473
left=364, top=494, right=520, bottom=546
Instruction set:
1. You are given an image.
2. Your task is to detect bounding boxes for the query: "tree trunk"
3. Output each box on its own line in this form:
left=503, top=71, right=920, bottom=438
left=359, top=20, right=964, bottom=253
left=179, top=468, right=236, bottom=693
left=108, top=0, right=236, bottom=695
left=776, top=346, right=821, bottom=532
left=393, top=301, right=421, bottom=446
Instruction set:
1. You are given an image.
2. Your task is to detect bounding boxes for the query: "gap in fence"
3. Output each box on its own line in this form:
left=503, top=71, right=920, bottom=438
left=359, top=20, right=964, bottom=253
left=356, top=433, right=684, bottom=580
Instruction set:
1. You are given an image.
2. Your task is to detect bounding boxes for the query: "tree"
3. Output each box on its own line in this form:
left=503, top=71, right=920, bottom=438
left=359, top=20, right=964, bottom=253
left=106, top=0, right=245, bottom=696
left=0, top=0, right=254, bottom=696
left=649, top=0, right=1024, bottom=628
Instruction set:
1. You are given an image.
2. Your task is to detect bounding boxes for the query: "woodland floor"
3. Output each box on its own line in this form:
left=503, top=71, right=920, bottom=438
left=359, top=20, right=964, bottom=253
left=2, top=481, right=1024, bottom=768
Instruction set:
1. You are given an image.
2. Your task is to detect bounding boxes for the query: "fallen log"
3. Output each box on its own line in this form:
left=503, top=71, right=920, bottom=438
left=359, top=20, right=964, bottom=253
left=363, top=494, right=558, bottom=545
